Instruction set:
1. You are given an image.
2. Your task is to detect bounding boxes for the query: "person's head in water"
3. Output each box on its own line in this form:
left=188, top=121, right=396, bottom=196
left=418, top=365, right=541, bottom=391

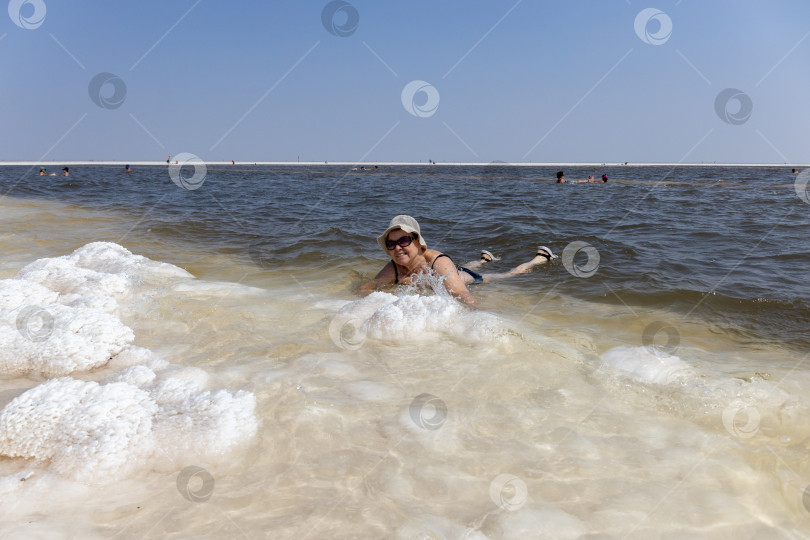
left=376, top=215, right=428, bottom=262
left=601, top=174, right=608, bottom=183
left=556, top=171, right=565, bottom=183
left=62, top=167, right=69, bottom=176
left=39, top=168, right=46, bottom=176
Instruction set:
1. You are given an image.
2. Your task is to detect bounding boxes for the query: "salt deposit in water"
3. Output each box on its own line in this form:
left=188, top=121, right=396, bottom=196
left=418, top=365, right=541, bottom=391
left=0, top=242, right=258, bottom=495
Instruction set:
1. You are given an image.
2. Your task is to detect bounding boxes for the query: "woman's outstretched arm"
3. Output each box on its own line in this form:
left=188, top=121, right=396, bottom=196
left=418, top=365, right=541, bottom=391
left=358, top=261, right=395, bottom=295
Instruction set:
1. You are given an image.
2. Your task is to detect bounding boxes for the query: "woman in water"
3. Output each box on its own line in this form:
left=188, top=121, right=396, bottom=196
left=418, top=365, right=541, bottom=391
left=360, top=215, right=556, bottom=305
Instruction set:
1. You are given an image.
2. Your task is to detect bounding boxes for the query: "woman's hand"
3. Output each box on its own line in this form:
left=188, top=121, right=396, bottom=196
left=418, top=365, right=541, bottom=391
left=358, top=261, right=395, bottom=296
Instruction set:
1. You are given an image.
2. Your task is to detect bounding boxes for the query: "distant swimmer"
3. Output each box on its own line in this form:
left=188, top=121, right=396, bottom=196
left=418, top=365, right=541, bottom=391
left=125, top=164, right=131, bottom=172
left=556, top=170, right=565, bottom=183
left=360, top=215, right=557, bottom=306
left=793, top=168, right=799, bottom=173
left=601, top=174, right=608, bottom=182
left=62, top=167, right=69, bottom=176
left=232, top=160, right=235, bottom=165
left=167, top=156, right=171, bottom=164
left=39, top=168, right=46, bottom=176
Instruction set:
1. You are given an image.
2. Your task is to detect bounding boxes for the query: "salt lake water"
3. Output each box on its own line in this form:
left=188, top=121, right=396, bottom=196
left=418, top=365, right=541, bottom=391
left=1, top=163, right=809, bottom=538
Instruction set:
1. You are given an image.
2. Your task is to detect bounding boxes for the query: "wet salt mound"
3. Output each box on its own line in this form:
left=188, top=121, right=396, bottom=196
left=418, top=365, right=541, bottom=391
left=0, top=365, right=257, bottom=484
left=0, top=242, right=258, bottom=485
left=16, top=242, right=193, bottom=309
left=600, top=347, right=797, bottom=407
left=0, top=280, right=134, bottom=377
left=0, top=242, right=192, bottom=377
left=0, top=303, right=134, bottom=377
left=339, top=291, right=504, bottom=344
left=600, top=346, right=695, bottom=385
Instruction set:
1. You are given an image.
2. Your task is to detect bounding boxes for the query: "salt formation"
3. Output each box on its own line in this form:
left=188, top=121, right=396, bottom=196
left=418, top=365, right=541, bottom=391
left=16, top=241, right=193, bottom=305
left=0, top=367, right=257, bottom=483
left=338, top=290, right=504, bottom=345
left=0, top=242, right=190, bottom=377
left=0, top=242, right=258, bottom=485
left=600, top=346, right=695, bottom=385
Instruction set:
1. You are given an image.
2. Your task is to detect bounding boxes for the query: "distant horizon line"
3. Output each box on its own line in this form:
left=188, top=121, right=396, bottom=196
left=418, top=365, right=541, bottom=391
left=1, top=161, right=807, bottom=168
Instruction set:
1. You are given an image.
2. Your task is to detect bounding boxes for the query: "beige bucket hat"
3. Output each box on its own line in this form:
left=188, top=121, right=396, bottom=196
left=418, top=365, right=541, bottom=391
left=376, top=215, right=428, bottom=255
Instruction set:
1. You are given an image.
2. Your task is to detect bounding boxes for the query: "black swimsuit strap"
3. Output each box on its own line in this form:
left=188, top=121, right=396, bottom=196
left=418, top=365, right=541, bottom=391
left=394, top=253, right=454, bottom=284
left=430, top=253, right=453, bottom=269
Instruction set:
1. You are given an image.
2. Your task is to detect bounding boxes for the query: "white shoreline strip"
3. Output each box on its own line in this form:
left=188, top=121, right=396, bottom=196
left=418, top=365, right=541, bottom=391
left=1, top=162, right=805, bottom=167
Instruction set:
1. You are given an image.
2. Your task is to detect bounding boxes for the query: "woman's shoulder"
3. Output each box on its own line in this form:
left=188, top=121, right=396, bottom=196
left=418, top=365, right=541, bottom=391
left=428, top=250, right=456, bottom=268
left=425, top=248, right=443, bottom=259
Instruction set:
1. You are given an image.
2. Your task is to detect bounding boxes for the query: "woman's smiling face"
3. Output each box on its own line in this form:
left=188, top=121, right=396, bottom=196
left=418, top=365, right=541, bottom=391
left=387, top=229, right=420, bottom=265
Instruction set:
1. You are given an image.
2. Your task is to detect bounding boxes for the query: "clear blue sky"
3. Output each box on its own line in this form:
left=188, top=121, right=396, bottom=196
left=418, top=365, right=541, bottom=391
left=2, top=0, right=808, bottom=163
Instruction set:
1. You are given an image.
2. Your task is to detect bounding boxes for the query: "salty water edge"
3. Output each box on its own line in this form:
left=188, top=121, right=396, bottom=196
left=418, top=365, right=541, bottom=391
left=2, top=195, right=810, bottom=538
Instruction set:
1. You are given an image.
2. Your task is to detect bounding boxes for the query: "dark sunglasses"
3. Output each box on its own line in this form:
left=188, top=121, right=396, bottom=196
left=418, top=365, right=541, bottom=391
left=386, top=235, right=414, bottom=250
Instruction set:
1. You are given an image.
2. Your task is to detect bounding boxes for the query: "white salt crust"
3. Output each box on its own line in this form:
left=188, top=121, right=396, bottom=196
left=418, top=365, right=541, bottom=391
left=0, top=367, right=257, bottom=483
left=0, top=243, right=258, bottom=485
left=0, top=242, right=190, bottom=377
